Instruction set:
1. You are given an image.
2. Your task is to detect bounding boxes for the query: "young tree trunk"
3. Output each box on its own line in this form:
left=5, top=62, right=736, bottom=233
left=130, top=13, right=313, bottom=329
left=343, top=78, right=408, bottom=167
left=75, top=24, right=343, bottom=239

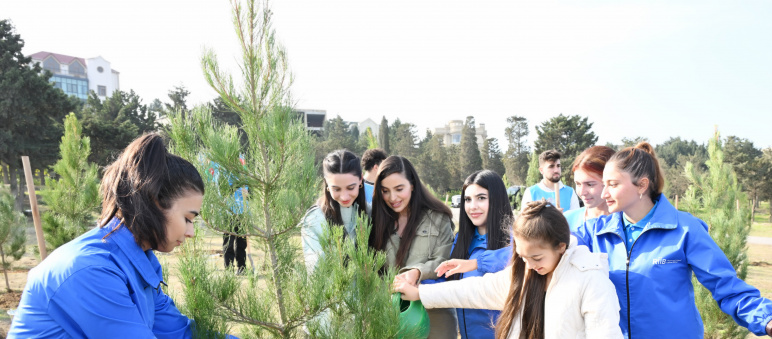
left=2, top=163, right=9, bottom=185
left=9, top=165, right=24, bottom=211
left=37, top=168, right=46, bottom=187
left=0, top=246, right=10, bottom=292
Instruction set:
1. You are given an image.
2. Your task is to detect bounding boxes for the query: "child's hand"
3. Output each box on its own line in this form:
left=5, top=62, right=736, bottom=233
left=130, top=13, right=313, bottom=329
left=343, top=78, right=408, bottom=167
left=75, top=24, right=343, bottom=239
left=393, top=275, right=420, bottom=301
left=435, top=259, right=478, bottom=277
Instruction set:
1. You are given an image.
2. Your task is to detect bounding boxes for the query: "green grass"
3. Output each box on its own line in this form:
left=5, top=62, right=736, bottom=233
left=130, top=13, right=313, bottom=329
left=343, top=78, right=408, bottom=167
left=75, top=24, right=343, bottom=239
left=750, top=201, right=772, bottom=238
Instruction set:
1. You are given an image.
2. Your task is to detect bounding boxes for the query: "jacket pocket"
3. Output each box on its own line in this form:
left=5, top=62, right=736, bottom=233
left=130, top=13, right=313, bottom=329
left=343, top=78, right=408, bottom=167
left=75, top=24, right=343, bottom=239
left=409, top=227, right=440, bottom=258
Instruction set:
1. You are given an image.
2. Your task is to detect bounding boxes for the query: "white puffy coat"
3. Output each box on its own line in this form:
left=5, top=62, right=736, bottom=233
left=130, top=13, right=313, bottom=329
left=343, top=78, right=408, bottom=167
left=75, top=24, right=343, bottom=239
left=418, top=237, right=623, bottom=339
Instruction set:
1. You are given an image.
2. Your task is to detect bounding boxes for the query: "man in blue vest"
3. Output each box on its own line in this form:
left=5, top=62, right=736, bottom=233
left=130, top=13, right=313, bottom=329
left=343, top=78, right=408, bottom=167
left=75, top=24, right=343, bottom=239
left=520, top=150, right=580, bottom=211
left=361, top=148, right=388, bottom=204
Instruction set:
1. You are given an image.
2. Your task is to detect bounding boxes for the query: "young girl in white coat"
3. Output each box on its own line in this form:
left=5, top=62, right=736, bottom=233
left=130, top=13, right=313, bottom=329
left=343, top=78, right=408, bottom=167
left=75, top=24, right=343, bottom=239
left=395, top=200, right=623, bottom=339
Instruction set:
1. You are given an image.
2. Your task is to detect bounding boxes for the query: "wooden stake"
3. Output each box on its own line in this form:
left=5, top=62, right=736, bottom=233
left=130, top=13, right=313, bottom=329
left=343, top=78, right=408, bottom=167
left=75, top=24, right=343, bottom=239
left=675, top=195, right=679, bottom=210
left=554, top=182, right=561, bottom=209
left=22, top=156, right=47, bottom=260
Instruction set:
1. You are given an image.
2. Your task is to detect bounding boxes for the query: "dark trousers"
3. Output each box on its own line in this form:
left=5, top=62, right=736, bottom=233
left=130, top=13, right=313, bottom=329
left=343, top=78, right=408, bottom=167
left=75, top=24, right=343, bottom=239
left=223, top=224, right=247, bottom=272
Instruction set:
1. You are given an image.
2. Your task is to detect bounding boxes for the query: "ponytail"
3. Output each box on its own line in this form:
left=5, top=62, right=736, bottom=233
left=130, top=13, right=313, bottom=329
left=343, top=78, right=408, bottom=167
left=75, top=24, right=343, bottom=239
left=100, top=133, right=204, bottom=249
left=609, top=141, right=664, bottom=202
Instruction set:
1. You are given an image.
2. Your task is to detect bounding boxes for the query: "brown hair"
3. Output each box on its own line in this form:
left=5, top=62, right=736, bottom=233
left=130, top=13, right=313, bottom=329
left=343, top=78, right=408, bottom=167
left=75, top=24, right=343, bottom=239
left=368, top=156, right=452, bottom=267
left=100, top=133, right=204, bottom=250
left=317, top=149, right=368, bottom=226
left=495, top=200, right=570, bottom=339
left=608, top=142, right=664, bottom=202
left=538, top=150, right=561, bottom=167
left=571, top=146, right=616, bottom=178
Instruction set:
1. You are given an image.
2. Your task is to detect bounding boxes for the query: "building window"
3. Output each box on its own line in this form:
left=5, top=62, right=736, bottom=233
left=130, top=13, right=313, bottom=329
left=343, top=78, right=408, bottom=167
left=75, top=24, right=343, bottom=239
left=98, top=85, right=107, bottom=96
left=69, top=62, right=85, bottom=77
left=97, top=66, right=104, bottom=73
left=452, top=134, right=461, bottom=144
left=43, top=57, right=60, bottom=73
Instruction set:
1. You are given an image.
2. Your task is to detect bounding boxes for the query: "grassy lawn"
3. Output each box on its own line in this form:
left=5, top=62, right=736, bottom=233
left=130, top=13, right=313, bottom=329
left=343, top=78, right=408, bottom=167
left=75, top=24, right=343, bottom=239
left=750, top=201, right=772, bottom=238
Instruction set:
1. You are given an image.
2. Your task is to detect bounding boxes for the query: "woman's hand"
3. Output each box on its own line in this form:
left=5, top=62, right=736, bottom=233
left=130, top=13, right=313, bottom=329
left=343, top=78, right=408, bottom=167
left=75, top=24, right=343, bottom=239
left=393, top=275, right=420, bottom=301
left=394, top=268, right=420, bottom=287
left=435, top=259, right=477, bottom=278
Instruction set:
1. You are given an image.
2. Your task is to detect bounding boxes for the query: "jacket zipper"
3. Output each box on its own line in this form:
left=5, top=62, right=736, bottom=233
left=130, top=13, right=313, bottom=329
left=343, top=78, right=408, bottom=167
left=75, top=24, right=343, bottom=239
left=624, top=228, right=645, bottom=339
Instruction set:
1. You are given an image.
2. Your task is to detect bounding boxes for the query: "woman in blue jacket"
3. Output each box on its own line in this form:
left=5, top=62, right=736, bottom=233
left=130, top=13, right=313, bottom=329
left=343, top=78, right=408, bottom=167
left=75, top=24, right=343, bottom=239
left=9, top=134, right=212, bottom=338
left=563, top=146, right=615, bottom=231
left=430, top=170, right=513, bottom=339
left=574, top=142, right=772, bottom=338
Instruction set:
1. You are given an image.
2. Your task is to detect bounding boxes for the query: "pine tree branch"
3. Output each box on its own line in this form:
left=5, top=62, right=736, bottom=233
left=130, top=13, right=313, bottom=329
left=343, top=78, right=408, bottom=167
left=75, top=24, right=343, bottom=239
left=201, top=217, right=267, bottom=238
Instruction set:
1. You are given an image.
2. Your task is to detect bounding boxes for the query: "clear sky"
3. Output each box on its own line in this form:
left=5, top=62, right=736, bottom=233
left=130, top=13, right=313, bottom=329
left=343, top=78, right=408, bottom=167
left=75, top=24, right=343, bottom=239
left=3, top=0, right=771, bottom=149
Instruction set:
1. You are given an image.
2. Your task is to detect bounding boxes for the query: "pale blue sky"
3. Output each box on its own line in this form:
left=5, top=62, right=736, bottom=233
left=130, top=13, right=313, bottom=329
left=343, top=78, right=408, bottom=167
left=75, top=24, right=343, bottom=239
left=3, top=0, right=771, bottom=149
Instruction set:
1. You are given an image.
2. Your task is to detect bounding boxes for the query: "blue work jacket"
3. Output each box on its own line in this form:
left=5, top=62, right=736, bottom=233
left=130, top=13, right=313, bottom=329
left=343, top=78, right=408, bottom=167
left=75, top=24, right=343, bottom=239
left=9, top=218, right=193, bottom=338
left=424, top=231, right=512, bottom=339
left=574, top=194, right=772, bottom=338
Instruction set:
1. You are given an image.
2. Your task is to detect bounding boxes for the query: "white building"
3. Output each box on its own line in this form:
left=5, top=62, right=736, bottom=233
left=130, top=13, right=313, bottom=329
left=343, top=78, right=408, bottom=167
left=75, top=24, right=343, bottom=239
left=30, top=51, right=120, bottom=101
left=357, top=118, right=379, bottom=139
left=433, top=120, right=488, bottom=147
left=294, top=109, right=326, bottom=135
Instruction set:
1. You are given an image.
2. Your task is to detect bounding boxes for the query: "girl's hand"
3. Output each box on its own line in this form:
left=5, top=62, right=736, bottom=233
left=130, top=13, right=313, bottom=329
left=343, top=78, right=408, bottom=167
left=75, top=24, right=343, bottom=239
left=393, top=275, right=420, bottom=301
left=435, top=259, right=477, bottom=277
left=766, top=319, right=771, bottom=336
left=394, top=269, right=420, bottom=286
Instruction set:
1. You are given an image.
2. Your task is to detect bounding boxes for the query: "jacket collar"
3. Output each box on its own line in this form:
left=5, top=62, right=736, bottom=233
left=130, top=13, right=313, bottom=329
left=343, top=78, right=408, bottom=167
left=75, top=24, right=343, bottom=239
left=103, top=218, right=163, bottom=289
left=596, top=194, right=678, bottom=237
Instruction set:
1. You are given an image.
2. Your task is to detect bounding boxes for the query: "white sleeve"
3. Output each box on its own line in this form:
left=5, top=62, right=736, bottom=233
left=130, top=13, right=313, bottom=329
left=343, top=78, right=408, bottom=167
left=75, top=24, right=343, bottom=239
left=581, top=269, right=624, bottom=338
left=418, top=266, right=512, bottom=310
left=570, top=191, right=581, bottom=211
left=520, top=187, right=533, bottom=210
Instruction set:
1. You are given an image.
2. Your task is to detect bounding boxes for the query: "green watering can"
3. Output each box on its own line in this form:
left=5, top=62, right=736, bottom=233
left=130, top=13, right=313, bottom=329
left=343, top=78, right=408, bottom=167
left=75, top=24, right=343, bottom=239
left=392, top=293, right=430, bottom=339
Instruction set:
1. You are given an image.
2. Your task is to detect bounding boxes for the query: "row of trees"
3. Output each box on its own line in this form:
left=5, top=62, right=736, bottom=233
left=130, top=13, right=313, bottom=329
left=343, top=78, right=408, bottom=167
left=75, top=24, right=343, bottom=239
left=312, top=112, right=772, bottom=215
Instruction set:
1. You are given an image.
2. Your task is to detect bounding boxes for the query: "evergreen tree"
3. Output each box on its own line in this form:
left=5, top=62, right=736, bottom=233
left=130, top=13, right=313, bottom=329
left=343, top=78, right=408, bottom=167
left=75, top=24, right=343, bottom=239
left=418, top=133, right=450, bottom=193
left=38, top=113, right=100, bottom=251
left=682, top=131, right=751, bottom=339
left=79, top=90, right=158, bottom=166
left=482, top=138, right=506, bottom=177
left=0, top=19, right=79, bottom=209
left=0, top=187, right=26, bottom=292
left=525, top=151, right=540, bottom=187
left=446, top=144, right=463, bottom=190
left=504, top=116, right=529, bottom=185
left=163, top=85, right=191, bottom=117
left=459, top=116, right=483, bottom=179
left=168, top=1, right=400, bottom=337
left=390, top=122, right=417, bottom=158
left=534, top=114, right=598, bottom=185
left=379, top=116, right=390, bottom=154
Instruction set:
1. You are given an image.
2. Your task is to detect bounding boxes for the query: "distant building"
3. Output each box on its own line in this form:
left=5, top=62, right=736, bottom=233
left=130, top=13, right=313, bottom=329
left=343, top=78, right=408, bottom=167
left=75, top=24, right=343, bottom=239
left=294, top=109, right=326, bottom=135
left=30, top=51, right=120, bottom=101
left=357, top=118, right=379, bottom=139
left=433, top=120, right=487, bottom=147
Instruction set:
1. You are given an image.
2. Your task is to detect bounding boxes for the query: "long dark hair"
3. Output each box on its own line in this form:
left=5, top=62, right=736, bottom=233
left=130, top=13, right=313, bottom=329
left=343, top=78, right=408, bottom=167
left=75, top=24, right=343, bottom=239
left=99, top=133, right=205, bottom=250
left=448, top=170, right=511, bottom=280
left=495, top=200, right=570, bottom=339
left=369, top=156, right=452, bottom=267
left=317, top=149, right=368, bottom=226
left=608, top=142, right=664, bottom=202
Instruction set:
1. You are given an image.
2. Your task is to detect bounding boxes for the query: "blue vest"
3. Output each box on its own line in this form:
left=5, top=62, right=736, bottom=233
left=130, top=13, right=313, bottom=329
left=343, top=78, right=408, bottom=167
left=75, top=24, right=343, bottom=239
left=529, top=183, right=574, bottom=209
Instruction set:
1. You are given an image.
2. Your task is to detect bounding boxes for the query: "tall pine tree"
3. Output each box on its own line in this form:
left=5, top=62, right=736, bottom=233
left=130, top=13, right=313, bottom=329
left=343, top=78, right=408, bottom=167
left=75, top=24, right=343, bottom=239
left=168, top=1, right=400, bottom=337
left=482, top=138, right=506, bottom=177
left=525, top=151, right=541, bottom=188
left=459, top=116, right=483, bottom=179
left=504, top=116, right=529, bottom=185
left=682, top=130, right=751, bottom=339
left=534, top=114, right=597, bottom=185
left=379, top=116, right=390, bottom=154
left=39, top=113, right=100, bottom=251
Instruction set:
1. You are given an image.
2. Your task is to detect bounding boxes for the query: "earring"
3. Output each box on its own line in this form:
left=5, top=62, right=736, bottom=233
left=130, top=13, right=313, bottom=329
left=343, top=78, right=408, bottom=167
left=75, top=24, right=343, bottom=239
left=639, top=193, right=643, bottom=200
